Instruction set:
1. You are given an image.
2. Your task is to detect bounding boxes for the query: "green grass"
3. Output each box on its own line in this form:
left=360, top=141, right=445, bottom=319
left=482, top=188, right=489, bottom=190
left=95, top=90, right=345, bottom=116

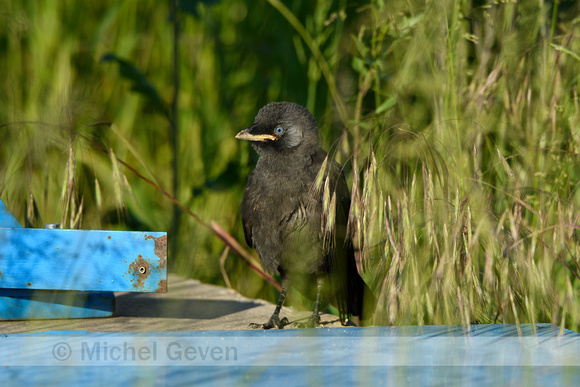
left=0, top=0, right=579, bottom=331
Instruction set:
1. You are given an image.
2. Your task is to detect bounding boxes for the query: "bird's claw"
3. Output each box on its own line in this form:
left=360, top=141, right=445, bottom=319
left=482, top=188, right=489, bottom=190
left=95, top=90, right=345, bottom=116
left=294, top=313, right=321, bottom=328
left=249, top=316, right=289, bottom=329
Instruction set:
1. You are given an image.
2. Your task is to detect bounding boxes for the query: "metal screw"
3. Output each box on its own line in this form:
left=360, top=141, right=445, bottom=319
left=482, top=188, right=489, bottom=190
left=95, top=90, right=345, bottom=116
left=45, top=223, right=61, bottom=229
left=138, top=266, right=147, bottom=274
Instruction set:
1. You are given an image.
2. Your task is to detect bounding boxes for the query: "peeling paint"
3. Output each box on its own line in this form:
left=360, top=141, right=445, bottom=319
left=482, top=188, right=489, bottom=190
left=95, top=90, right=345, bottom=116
left=128, top=256, right=150, bottom=290
left=157, top=279, right=167, bottom=293
left=155, top=235, right=167, bottom=260
left=145, top=234, right=167, bottom=268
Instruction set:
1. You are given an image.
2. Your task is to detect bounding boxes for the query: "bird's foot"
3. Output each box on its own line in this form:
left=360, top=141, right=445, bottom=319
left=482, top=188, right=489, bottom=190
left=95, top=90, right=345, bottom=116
left=294, top=313, right=321, bottom=328
left=249, top=316, right=289, bottom=330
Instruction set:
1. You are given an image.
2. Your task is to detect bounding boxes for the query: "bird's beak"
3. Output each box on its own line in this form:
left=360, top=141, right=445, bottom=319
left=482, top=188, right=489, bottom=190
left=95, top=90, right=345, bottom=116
left=235, top=129, right=277, bottom=142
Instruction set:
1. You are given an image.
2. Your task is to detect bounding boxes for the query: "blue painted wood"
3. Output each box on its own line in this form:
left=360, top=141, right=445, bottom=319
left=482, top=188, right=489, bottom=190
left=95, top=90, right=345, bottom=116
left=0, top=325, right=579, bottom=385
left=0, top=199, right=22, bottom=228
left=0, top=199, right=116, bottom=319
left=0, top=289, right=114, bottom=319
left=0, top=228, right=167, bottom=292
left=0, top=199, right=162, bottom=320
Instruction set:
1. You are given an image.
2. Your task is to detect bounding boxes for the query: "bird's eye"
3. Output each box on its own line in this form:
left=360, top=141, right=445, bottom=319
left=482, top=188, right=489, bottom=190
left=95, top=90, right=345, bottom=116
left=274, top=126, right=285, bottom=135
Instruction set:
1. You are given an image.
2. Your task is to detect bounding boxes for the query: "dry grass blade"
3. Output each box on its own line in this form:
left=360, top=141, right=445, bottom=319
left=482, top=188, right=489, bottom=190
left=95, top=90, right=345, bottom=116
left=219, top=246, right=232, bottom=289
left=107, top=122, right=160, bottom=187
left=108, top=147, right=126, bottom=222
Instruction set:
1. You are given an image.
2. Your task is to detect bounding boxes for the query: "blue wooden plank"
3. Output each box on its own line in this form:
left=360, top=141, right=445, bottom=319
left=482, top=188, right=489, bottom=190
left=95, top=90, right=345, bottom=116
left=0, top=325, right=578, bottom=385
left=0, top=289, right=114, bottom=319
left=0, top=199, right=22, bottom=228
left=0, top=199, right=116, bottom=320
left=9, top=323, right=576, bottom=337
left=0, top=228, right=167, bottom=292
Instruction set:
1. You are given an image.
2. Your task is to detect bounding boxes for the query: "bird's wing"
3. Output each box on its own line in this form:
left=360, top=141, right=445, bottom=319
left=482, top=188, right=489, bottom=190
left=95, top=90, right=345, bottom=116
left=279, top=197, right=326, bottom=273
left=241, top=215, right=253, bottom=248
left=324, top=158, right=352, bottom=249
left=240, top=175, right=256, bottom=248
left=324, top=158, right=366, bottom=322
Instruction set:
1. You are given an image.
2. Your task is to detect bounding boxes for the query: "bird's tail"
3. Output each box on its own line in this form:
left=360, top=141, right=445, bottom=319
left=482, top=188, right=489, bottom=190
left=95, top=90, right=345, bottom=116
left=342, top=245, right=377, bottom=326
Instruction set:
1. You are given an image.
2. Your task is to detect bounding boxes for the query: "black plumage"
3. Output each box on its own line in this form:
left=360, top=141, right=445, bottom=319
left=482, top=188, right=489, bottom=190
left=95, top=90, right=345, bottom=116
left=236, top=102, right=371, bottom=329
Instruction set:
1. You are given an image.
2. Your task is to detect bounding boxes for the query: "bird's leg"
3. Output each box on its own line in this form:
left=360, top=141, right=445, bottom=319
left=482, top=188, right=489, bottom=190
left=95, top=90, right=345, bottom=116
left=249, top=278, right=290, bottom=329
left=295, top=278, right=323, bottom=328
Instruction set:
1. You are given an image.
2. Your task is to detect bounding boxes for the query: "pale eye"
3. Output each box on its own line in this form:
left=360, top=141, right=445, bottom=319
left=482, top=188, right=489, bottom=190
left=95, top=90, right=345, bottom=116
left=274, top=126, right=285, bottom=135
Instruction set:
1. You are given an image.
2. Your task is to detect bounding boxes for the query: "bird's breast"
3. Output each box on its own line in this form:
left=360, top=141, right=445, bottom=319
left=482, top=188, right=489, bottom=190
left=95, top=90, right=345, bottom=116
left=241, top=155, right=325, bottom=274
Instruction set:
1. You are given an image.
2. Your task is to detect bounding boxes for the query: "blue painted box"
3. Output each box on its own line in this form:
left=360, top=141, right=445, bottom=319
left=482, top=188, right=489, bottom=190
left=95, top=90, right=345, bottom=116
left=0, top=199, right=167, bottom=320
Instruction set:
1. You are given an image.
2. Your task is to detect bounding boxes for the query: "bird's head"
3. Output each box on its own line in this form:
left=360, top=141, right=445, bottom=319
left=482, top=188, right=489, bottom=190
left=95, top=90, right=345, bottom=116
left=235, top=102, right=319, bottom=156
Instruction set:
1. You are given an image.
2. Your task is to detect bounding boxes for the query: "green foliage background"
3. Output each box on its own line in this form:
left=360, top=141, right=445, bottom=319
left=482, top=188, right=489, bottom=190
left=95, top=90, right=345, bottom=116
left=1, top=0, right=579, bottom=330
